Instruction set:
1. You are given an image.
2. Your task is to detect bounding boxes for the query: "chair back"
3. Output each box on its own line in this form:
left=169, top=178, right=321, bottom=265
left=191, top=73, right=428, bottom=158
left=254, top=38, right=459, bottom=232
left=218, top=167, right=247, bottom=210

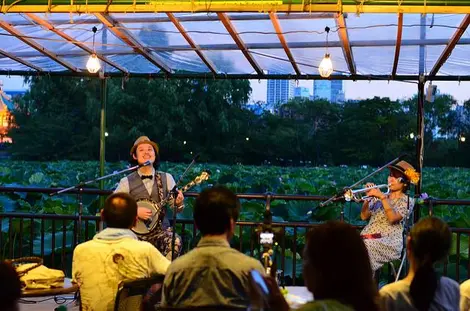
left=114, top=274, right=165, bottom=311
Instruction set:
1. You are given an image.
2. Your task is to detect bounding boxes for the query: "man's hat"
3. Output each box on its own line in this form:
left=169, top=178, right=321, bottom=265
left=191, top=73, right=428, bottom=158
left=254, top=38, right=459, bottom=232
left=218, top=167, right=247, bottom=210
left=388, top=160, right=420, bottom=185
left=130, top=136, right=159, bottom=156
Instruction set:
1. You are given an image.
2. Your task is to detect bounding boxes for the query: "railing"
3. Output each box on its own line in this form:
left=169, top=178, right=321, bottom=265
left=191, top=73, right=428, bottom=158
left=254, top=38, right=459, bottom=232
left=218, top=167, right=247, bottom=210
left=1, top=186, right=470, bottom=285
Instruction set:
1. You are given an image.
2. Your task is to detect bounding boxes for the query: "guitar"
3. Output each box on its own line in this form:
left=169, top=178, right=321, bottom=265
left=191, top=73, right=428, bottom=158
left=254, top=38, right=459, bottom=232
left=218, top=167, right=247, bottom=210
left=131, top=170, right=210, bottom=236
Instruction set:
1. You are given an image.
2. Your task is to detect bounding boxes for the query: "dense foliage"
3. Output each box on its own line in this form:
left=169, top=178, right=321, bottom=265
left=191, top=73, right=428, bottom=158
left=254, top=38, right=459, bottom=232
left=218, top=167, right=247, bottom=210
left=6, top=77, right=470, bottom=167
left=1, top=160, right=469, bottom=225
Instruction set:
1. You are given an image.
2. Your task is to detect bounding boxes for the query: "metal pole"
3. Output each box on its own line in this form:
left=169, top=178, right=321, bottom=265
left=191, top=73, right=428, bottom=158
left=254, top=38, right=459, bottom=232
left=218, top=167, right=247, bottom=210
left=99, top=78, right=107, bottom=207
left=415, top=80, right=425, bottom=222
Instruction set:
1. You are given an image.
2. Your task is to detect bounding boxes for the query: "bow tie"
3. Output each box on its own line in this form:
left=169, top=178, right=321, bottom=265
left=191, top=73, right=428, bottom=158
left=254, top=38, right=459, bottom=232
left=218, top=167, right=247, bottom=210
left=141, top=175, right=153, bottom=180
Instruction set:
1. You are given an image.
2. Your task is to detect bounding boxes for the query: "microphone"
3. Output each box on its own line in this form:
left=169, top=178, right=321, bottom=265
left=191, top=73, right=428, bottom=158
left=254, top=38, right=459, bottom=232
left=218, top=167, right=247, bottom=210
left=139, top=160, right=152, bottom=167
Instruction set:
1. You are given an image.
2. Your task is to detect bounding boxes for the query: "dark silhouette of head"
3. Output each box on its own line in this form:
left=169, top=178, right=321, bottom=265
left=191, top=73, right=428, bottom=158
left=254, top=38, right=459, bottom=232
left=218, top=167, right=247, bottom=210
left=102, top=192, right=138, bottom=229
left=303, top=221, right=379, bottom=311
left=408, top=216, right=451, bottom=311
left=194, top=186, right=240, bottom=238
left=0, top=261, right=22, bottom=311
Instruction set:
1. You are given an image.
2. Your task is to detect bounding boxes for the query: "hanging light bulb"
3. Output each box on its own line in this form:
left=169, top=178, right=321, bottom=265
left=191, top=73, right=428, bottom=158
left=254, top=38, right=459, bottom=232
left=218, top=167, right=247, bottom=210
left=319, top=26, right=333, bottom=78
left=319, top=53, right=333, bottom=78
left=87, top=26, right=101, bottom=73
left=87, top=53, right=101, bottom=73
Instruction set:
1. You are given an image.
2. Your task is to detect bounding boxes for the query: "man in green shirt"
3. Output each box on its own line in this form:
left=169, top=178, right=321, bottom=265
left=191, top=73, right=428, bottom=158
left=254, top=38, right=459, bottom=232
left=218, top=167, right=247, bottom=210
left=161, top=185, right=265, bottom=308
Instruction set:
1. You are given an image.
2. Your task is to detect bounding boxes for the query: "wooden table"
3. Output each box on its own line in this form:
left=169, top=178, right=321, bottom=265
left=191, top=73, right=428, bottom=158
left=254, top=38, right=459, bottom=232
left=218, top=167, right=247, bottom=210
left=21, top=278, right=78, bottom=298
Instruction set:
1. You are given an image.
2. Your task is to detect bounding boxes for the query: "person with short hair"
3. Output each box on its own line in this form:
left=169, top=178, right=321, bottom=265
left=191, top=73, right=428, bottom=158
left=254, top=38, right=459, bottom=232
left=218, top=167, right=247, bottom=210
left=161, top=185, right=265, bottom=308
left=73, top=192, right=170, bottom=311
left=0, top=261, right=22, bottom=311
left=380, top=216, right=460, bottom=311
left=115, top=136, right=184, bottom=260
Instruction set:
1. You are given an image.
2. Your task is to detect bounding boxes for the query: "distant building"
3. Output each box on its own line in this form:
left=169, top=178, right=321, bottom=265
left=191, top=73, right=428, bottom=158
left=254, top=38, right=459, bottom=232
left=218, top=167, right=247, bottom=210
left=293, top=86, right=310, bottom=99
left=245, top=101, right=275, bottom=115
left=313, top=80, right=344, bottom=103
left=267, top=78, right=295, bottom=106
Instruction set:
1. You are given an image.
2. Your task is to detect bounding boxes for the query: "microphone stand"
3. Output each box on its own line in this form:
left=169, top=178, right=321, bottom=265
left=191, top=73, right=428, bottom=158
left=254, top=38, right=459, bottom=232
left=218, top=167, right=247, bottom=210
left=50, top=161, right=151, bottom=244
left=319, top=155, right=405, bottom=208
left=170, top=154, right=199, bottom=261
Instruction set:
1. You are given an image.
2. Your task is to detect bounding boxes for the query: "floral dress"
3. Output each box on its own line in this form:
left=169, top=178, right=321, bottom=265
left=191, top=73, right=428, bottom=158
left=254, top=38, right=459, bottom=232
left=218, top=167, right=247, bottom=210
left=360, top=195, right=414, bottom=272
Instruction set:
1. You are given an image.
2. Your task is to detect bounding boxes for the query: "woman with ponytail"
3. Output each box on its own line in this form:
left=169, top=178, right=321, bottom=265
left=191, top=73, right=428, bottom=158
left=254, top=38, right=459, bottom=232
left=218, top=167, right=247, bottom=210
left=380, top=216, right=460, bottom=311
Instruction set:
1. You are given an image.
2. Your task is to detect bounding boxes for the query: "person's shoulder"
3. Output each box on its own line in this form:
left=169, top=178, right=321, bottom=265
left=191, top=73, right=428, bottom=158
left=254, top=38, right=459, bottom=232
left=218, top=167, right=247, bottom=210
left=229, top=249, right=264, bottom=270
left=165, top=250, right=197, bottom=274
left=440, top=276, right=460, bottom=288
left=461, top=279, right=470, bottom=291
left=439, top=276, right=460, bottom=294
left=127, top=239, right=158, bottom=251
left=461, top=279, right=470, bottom=298
left=380, top=280, right=410, bottom=297
left=73, top=240, right=96, bottom=254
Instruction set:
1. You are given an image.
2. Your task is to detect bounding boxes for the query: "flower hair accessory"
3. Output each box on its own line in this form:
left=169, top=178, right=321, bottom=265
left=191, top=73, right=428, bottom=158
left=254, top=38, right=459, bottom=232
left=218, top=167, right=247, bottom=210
left=404, top=168, right=420, bottom=184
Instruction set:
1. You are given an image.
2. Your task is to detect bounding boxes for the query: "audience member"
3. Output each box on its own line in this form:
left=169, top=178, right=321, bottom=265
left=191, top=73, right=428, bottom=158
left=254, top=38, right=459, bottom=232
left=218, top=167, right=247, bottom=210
left=257, top=221, right=380, bottom=311
left=0, top=261, right=22, bottom=311
left=380, top=216, right=459, bottom=311
left=461, top=279, right=470, bottom=311
left=161, top=185, right=265, bottom=308
left=73, top=192, right=170, bottom=310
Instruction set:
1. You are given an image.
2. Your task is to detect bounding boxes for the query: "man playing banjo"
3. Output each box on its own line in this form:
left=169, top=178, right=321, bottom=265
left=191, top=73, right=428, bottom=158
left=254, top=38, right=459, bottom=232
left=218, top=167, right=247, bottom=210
left=114, top=136, right=184, bottom=260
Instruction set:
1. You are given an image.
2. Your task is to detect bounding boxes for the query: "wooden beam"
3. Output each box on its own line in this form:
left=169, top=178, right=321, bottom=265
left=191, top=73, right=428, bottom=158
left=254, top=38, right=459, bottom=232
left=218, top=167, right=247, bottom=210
left=429, top=14, right=470, bottom=78
left=217, top=13, right=263, bottom=75
left=25, top=13, right=128, bottom=74
left=167, top=13, right=217, bottom=74
left=95, top=13, right=171, bottom=73
left=335, top=13, right=356, bottom=75
left=0, top=49, right=42, bottom=71
left=0, top=19, right=80, bottom=72
left=269, top=12, right=301, bottom=76
left=2, top=3, right=470, bottom=14
left=392, top=13, right=403, bottom=78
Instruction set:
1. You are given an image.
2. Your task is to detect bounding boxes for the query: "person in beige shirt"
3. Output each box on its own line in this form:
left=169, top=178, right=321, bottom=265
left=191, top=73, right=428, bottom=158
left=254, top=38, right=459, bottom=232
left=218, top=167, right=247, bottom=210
left=161, top=185, right=265, bottom=309
left=73, top=192, right=170, bottom=311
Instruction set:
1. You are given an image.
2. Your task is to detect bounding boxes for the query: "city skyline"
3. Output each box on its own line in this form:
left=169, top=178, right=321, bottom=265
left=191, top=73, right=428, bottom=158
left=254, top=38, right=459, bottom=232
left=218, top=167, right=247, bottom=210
left=2, top=75, right=470, bottom=104
left=251, top=79, right=470, bottom=104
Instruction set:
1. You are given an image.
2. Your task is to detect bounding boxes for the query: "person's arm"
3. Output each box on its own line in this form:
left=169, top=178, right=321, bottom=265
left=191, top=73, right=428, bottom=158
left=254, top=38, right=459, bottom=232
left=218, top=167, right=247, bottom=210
left=166, top=173, right=185, bottom=212
left=147, top=245, right=171, bottom=275
left=381, top=198, right=403, bottom=224
left=365, top=186, right=402, bottom=224
left=71, top=247, right=81, bottom=286
left=114, top=177, right=130, bottom=193
left=360, top=200, right=371, bottom=220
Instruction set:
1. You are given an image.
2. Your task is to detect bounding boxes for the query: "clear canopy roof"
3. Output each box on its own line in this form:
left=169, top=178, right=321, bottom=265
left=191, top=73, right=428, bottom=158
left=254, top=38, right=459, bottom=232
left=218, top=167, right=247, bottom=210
left=0, top=11, right=469, bottom=80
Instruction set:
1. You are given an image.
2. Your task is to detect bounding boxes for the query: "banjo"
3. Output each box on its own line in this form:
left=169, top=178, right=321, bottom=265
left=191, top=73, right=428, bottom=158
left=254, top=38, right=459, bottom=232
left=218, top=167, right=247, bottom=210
left=131, top=170, right=210, bottom=236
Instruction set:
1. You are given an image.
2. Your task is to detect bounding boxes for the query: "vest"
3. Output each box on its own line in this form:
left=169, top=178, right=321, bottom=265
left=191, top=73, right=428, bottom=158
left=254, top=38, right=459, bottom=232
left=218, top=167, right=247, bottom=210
left=127, top=171, right=170, bottom=229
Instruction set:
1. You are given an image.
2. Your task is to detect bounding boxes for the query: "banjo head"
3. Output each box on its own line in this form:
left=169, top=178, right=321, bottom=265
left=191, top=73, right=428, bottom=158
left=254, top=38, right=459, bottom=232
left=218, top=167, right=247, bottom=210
left=132, top=199, right=162, bottom=235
